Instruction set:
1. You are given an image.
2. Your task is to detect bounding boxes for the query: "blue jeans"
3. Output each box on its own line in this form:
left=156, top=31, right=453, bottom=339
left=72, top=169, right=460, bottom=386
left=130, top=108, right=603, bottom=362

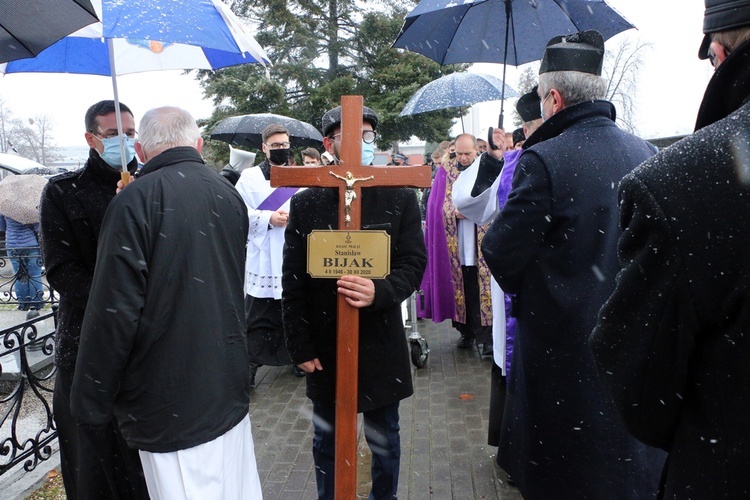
left=312, top=400, right=401, bottom=500
left=9, top=248, right=44, bottom=311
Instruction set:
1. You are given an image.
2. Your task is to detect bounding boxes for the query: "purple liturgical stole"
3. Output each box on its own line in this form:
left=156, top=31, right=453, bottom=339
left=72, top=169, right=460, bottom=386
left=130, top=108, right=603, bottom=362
left=257, top=187, right=299, bottom=211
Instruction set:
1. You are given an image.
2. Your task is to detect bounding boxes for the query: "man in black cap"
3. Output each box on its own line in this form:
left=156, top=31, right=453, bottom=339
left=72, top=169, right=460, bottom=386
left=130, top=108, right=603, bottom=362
left=282, top=104, right=426, bottom=500
left=481, top=30, right=665, bottom=498
left=511, top=128, right=525, bottom=149
left=591, top=2, right=750, bottom=497
left=515, top=85, right=544, bottom=145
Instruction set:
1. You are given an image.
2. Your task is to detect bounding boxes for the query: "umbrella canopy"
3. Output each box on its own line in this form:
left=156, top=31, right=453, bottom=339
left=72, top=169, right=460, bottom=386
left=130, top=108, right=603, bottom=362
left=210, top=114, right=324, bottom=150
left=393, top=0, right=634, bottom=66
left=393, top=0, right=634, bottom=126
left=0, top=0, right=270, bottom=172
left=0, top=0, right=99, bottom=63
left=0, top=174, right=48, bottom=224
left=0, top=27, right=268, bottom=76
left=400, top=72, right=518, bottom=116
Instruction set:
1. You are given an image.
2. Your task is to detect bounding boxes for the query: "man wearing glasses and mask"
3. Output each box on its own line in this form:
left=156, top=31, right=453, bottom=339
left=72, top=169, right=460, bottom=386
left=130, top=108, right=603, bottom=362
left=39, top=100, right=146, bottom=499
left=282, top=105, right=426, bottom=500
left=235, top=124, right=305, bottom=386
left=591, top=1, right=750, bottom=497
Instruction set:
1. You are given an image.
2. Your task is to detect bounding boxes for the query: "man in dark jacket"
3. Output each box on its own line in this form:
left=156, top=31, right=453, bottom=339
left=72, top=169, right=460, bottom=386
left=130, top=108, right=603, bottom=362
left=591, top=2, right=750, bottom=497
left=70, top=107, right=261, bottom=498
left=39, top=100, right=146, bottom=499
left=282, top=105, right=426, bottom=500
left=481, top=31, right=665, bottom=498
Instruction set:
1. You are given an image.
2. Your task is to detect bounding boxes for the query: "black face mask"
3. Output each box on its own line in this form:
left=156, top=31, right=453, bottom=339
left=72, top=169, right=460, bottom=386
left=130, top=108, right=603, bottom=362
left=449, top=152, right=457, bottom=159
left=268, top=148, right=291, bottom=165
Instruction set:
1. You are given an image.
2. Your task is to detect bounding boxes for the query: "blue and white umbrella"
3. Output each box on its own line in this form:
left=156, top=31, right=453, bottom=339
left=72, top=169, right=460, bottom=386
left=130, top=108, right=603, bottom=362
left=400, top=72, right=518, bottom=116
left=0, top=0, right=270, bottom=172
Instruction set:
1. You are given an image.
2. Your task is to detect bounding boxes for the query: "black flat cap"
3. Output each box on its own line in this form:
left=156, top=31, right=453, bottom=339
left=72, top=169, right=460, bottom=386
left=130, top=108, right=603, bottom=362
left=516, top=85, right=542, bottom=122
left=539, top=30, right=605, bottom=76
left=321, top=105, right=379, bottom=137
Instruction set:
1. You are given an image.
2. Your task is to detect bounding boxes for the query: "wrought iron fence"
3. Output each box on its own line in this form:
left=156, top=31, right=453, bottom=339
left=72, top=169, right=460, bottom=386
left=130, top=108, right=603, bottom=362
left=0, top=245, right=58, bottom=478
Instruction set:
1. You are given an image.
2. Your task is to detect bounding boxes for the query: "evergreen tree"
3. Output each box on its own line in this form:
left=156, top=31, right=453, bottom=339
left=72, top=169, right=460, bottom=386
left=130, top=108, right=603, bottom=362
left=198, top=0, right=463, bottom=163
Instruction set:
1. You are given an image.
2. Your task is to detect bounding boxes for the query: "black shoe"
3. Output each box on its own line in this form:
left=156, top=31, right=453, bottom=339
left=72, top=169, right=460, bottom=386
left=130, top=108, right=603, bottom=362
left=506, top=474, right=516, bottom=487
left=481, top=342, right=493, bottom=356
left=456, top=335, right=475, bottom=349
left=249, top=363, right=259, bottom=388
left=293, top=365, right=306, bottom=377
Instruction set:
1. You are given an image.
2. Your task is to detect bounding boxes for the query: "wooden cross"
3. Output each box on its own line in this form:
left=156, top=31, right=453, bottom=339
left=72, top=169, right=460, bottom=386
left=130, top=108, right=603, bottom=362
left=271, top=95, right=431, bottom=499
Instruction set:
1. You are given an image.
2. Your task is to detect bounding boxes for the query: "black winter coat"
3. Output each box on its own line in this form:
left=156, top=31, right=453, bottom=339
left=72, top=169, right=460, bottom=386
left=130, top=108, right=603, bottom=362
left=591, top=40, right=750, bottom=499
left=70, top=147, right=250, bottom=453
left=282, top=187, right=426, bottom=413
left=39, top=151, right=137, bottom=371
left=481, top=101, right=665, bottom=499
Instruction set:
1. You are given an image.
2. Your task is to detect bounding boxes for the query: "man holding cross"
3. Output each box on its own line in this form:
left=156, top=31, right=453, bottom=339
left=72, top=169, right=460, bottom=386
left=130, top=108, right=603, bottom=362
left=282, top=105, right=426, bottom=500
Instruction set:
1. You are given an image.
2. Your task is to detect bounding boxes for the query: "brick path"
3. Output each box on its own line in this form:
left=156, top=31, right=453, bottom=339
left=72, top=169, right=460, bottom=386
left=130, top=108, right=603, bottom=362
left=249, top=319, right=522, bottom=500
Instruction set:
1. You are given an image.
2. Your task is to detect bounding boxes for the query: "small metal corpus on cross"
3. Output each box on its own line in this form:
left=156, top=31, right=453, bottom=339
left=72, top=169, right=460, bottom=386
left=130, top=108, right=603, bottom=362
left=271, top=95, right=431, bottom=499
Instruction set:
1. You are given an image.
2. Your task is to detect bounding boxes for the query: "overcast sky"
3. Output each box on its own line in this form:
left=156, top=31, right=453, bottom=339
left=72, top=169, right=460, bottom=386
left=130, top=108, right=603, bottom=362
left=0, top=0, right=711, bottom=148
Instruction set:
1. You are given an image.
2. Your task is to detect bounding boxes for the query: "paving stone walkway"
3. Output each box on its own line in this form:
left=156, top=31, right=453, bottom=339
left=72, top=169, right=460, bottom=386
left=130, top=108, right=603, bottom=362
left=249, top=319, right=522, bottom=500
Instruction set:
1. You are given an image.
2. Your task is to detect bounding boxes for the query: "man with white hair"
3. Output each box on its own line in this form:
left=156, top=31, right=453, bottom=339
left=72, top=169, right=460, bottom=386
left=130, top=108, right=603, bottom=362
left=70, top=107, right=261, bottom=499
left=481, top=32, right=665, bottom=497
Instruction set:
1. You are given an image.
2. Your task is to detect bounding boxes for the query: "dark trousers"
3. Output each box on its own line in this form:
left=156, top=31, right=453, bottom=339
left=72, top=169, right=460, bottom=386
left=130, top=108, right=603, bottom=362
left=453, top=265, right=492, bottom=343
left=54, top=367, right=148, bottom=499
left=312, top=400, right=401, bottom=500
left=488, top=361, right=507, bottom=447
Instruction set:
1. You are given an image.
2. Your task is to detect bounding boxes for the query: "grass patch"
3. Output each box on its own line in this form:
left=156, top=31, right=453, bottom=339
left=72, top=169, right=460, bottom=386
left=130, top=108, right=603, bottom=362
left=26, top=470, right=65, bottom=500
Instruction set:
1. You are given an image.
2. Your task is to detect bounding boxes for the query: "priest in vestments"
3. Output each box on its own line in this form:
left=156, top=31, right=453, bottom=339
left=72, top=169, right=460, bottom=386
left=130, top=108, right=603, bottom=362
left=418, top=133, right=493, bottom=353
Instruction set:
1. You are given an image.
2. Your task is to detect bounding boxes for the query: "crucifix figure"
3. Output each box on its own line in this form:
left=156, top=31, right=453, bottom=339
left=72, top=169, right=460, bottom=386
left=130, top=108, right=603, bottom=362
left=329, top=171, right=375, bottom=225
left=274, top=96, right=431, bottom=499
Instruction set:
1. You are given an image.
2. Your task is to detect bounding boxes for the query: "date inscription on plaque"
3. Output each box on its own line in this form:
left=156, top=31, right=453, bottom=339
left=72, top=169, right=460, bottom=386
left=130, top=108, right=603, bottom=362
left=307, top=230, right=390, bottom=279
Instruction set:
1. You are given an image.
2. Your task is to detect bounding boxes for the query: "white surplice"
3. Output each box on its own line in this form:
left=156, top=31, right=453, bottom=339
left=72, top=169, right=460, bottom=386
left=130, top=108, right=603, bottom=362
left=235, top=166, right=297, bottom=300
left=452, top=154, right=506, bottom=373
left=139, top=415, right=262, bottom=500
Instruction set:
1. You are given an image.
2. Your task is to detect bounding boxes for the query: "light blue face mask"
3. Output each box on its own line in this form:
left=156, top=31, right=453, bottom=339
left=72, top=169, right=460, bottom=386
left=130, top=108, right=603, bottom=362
left=99, top=135, right=136, bottom=169
left=361, top=141, right=375, bottom=166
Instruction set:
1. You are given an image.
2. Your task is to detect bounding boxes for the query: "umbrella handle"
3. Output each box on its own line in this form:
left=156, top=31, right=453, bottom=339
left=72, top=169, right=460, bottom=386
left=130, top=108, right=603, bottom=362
left=120, top=172, right=132, bottom=188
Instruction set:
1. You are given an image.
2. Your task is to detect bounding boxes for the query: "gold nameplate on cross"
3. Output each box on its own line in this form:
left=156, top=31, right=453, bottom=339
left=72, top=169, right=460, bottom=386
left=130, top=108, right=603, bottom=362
left=307, top=230, right=391, bottom=279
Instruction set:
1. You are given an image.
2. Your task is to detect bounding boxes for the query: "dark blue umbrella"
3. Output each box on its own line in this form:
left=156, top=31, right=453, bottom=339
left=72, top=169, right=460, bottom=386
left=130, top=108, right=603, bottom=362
left=393, top=0, right=634, bottom=126
left=400, top=72, right=518, bottom=116
left=0, top=0, right=98, bottom=63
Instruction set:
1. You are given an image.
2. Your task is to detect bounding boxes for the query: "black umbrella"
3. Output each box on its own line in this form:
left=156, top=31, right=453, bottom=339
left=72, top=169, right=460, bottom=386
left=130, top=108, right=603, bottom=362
left=210, top=113, right=324, bottom=149
left=0, top=0, right=99, bottom=63
left=393, top=0, right=634, bottom=127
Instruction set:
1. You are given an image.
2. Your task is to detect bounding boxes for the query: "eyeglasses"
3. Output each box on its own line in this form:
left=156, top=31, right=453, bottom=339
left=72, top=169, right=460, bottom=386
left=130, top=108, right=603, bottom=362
left=265, top=141, right=291, bottom=150
left=330, top=130, right=378, bottom=144
left=93, top=129, right=137, bottom=140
